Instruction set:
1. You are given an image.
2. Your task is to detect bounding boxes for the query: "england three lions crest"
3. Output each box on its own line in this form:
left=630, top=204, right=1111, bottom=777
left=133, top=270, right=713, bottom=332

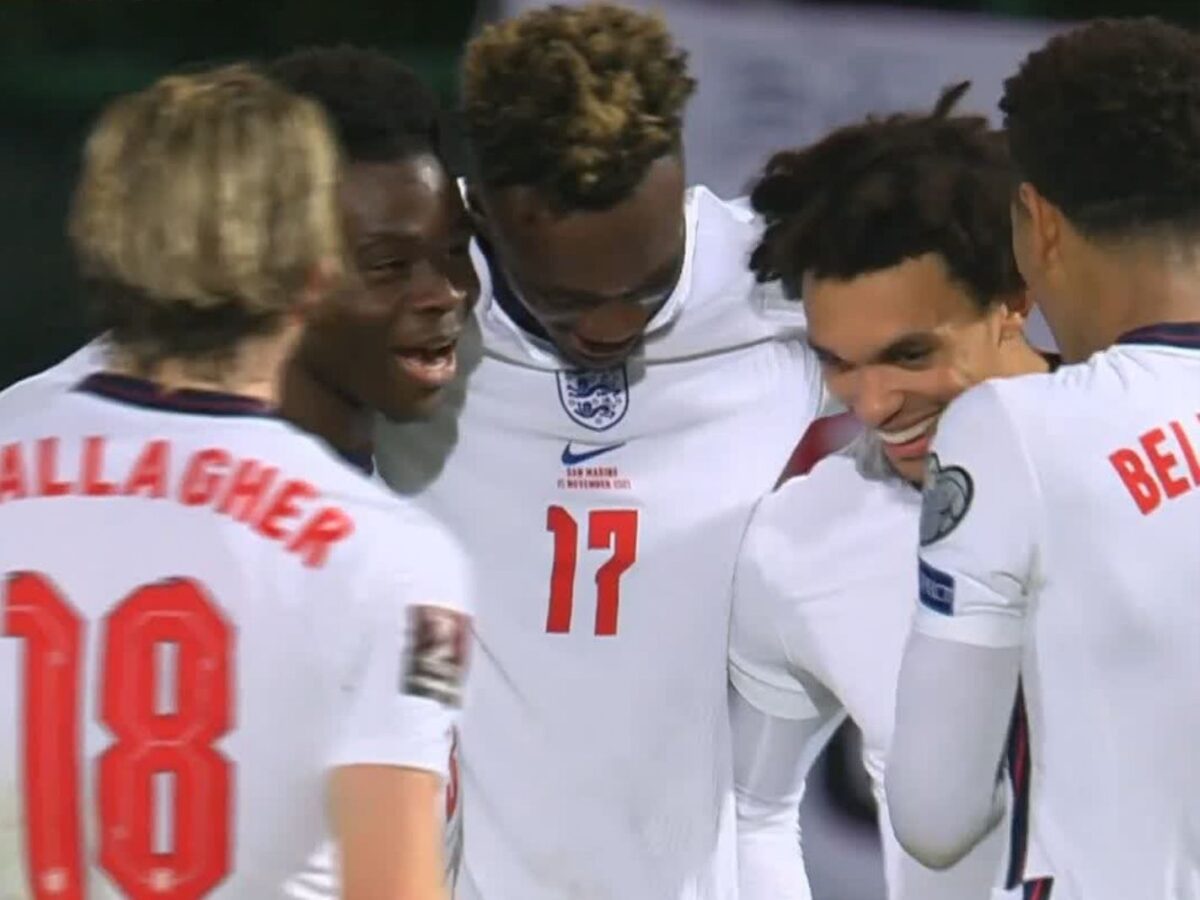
left=557, top=366, right=629, bottom=431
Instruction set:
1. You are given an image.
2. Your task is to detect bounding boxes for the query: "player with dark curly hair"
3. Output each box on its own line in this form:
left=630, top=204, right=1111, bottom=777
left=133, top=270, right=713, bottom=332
left=268, top=46, right=477, bottom=463
left=370, top=5, right=827, bottom=898
left=457, top=1, right=699, bottom=368
left=888, top=19, right=1200, bottom=899
left=729, top=82, right=1053, bottom=900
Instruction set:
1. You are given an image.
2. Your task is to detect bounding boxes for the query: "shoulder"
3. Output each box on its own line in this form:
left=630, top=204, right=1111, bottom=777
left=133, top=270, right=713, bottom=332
left=674, top=185, right=807, bottom=330
left=354, top=491, right=473, bottom=615
left=963, top=352, right=1128, bottom=427
left=0, top=339, right=108, bottom=415
left=740, top=447, right=911, bottom=600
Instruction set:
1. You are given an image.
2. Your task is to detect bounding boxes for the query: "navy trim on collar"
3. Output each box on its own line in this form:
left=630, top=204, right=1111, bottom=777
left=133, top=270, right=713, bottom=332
left=338, top=447, right=375, bottom=476
left=476, top=235, right=552, bottom=342
left=75, top=372, right=277, bottom=419
left=1116, top=321, right=1200, bottom=350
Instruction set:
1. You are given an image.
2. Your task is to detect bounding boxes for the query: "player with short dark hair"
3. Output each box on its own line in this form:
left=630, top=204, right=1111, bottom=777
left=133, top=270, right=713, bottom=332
left=372, top=5, right=827, bottom=897
left=268, top=45, right=477, bottom=464
left=0, top=64, right=471, bottom=900
left=266, top=44, right=477, bottom=882
left=21, top=45, right=477, bottom=465
left=730, top=83, right=1050, bottom=899
left=888, top=19, right=1200, bottom=898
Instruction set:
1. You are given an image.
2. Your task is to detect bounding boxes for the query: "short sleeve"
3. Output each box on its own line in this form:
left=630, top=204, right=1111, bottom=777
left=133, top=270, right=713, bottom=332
left=915, top=383, right=1040, bottom=649
left=329, top=521, right=475, bottom=777
left=729, top=502, right=825, bottom=720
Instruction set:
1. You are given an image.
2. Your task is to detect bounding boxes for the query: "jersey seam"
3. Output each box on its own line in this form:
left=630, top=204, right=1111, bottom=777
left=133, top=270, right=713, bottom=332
left=988, top=384, right=1050, bottom=603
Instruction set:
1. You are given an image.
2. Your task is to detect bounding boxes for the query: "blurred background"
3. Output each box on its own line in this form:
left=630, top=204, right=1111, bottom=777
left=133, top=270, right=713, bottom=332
left=1, top=0, right=1196, bottom=896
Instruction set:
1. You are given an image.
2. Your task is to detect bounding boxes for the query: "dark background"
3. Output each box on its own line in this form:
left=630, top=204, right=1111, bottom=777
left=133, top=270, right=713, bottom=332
left=0, top=0, right=1196, bottom=388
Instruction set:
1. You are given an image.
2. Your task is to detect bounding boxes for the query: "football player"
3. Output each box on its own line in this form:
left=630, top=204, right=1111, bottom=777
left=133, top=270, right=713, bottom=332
left=729, top=84, right=1051, bottom=899
left=0, top=65, right=471, bottom=899
left=888, top=18, right=1200, bottom=899
left=372, top=5, right=825, bottom=897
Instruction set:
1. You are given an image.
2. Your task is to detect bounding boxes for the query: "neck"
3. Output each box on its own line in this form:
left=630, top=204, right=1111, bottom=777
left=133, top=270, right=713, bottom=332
left=999, top=337, right=1053, bottom=378
left=106, top=333, right=289, bottom=405
left=1067, top=241, right=1200, bottom=359
left=279, top=357, right=373, bottom=457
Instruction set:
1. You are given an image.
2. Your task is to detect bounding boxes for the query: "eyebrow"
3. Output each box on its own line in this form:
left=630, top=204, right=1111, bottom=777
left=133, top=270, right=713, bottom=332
left=356, top=219, right=474, bottom=251
left=809, top=330, right=938, bottom=365
left=527, top=247, right=685, bottom=306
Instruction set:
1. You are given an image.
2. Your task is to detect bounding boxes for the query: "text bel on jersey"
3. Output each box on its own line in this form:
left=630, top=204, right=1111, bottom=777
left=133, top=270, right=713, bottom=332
left=1110, top=415, right=1200, bottom=515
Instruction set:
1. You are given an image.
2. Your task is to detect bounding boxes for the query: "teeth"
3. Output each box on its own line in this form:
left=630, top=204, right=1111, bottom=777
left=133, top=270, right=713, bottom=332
left=877, top=417, right=936, bottom=445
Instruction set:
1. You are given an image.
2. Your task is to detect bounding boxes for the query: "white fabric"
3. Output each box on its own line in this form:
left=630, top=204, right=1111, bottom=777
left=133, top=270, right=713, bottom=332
left=0, top=374, right=473, bottom=899
left=906, top=344, right=1200, bottom=899
left=887, top=633, right=1019, bottom=869
left=730, top=436, right=1010, bottom=899
left=730, top=683, right=843, bottom=900
left=374, top=187, right=824, bottom=900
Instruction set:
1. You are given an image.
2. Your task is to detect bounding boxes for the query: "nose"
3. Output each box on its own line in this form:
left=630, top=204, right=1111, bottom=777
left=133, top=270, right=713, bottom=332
left=572, top=299, right=651, bottom=345
left=847, top=366, right=904, bottom=430
left=408, top=261, right=471, bottom=317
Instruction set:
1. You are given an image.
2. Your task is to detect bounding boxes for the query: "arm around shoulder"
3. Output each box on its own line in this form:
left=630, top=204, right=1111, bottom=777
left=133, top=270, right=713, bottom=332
left=887, top=384, right=1037, bottom=869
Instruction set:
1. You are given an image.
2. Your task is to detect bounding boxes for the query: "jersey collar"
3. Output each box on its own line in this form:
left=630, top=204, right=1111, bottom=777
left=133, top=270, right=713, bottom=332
left=476, top=234, right=553, bottom=343
left=77, top=372, right=377, bottom=476
left=75, top=372, right=277, bottom=419
left=1116, top=321, right=1200, bottom=350
left=337, top=447, right=375, bottom=477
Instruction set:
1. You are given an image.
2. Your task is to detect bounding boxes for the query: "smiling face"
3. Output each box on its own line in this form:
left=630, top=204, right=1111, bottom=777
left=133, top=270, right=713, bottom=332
left=296, top=152, right=477, bottom=420
left=804, top=253, right=1024, bottom=483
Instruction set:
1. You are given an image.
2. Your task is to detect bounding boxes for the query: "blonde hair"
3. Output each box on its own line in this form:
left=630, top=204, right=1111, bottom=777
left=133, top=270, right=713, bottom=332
left=70, top=64, right=346, bottom=371
left=463, top=2, right=695, bottom=211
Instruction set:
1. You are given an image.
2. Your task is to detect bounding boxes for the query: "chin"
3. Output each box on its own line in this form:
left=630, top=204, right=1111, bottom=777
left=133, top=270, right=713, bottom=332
left=380, top=388, right=443, bottom=422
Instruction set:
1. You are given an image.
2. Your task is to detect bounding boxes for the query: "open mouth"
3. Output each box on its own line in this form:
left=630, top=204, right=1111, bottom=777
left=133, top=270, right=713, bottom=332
left=568, top=335, right=640, bottom=367
left=393, top=339, right=458, bottom=388
left=877, top=415, right=939, bottom=458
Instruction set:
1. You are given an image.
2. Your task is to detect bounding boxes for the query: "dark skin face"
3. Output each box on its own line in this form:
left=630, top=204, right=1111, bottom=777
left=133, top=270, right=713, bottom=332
left=471, top=155, right=686, bottom=369
left=290, top=152, right=477, bottom=448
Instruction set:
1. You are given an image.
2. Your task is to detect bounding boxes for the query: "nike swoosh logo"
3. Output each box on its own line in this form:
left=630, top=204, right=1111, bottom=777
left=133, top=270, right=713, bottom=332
left=561, top=442, right=625, bottom=466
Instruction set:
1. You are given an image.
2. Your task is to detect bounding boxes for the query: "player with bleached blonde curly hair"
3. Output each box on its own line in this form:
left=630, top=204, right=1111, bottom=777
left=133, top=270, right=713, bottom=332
left=0, top=64, right=472, bottom=900
left=372, top=5, right=828, bottom=898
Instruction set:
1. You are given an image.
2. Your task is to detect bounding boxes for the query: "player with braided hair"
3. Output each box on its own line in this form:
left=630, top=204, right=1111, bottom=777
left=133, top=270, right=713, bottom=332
left=730, top=82, right=1054, bottom=900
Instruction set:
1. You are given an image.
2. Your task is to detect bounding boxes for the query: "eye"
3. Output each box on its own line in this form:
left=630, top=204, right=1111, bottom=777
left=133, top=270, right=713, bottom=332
left=815, top=349, right=851, bottom=373
left=364, top=259, right=414, bottom=282
left=893, top=346, right=932, bottom=367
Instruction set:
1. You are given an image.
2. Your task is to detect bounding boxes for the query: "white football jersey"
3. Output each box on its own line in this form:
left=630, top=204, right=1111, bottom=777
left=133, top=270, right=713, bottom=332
left=373, top=187, right=825, bottom=900
left=0, top=370, right=473, bottom=899
left=915, top=325, right=1200, bottom=900
left=730, top=436, right=1011, bottom=899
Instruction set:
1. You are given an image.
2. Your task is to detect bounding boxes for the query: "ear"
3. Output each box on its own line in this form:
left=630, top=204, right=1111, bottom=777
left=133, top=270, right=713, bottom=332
left=1018, top=181, right=1062, bottom=272
left=995, top=289, right=1032, bottom=342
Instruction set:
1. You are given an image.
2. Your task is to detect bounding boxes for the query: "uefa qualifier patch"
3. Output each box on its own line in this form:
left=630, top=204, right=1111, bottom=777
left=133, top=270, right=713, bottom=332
left=919, top=453, right=974, bottom=546
left=403, top=605, right=471, bottom=707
